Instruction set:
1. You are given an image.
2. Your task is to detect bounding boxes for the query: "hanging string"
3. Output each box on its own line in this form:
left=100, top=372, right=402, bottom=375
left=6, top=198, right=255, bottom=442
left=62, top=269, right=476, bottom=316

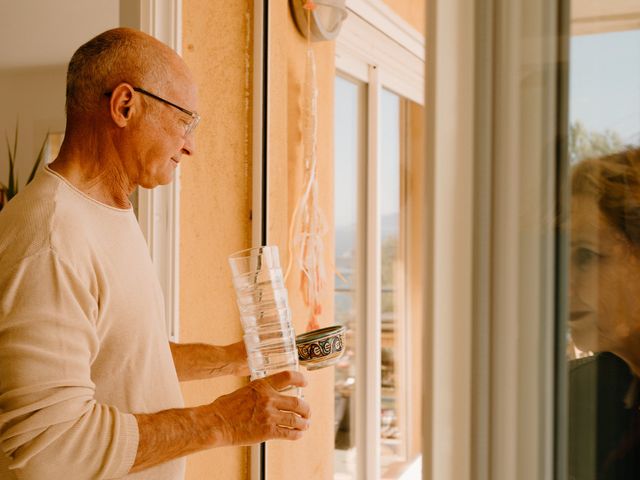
left=285, top=0, right=327, bottom=332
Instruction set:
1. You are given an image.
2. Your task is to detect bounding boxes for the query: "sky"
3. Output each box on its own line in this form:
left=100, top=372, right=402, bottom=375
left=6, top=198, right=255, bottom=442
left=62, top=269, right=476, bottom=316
left=334, top=77, right=400, bottom=229
left=570, top=29, right=640, bottom=146
left=334, top=76, right=359, bottom=230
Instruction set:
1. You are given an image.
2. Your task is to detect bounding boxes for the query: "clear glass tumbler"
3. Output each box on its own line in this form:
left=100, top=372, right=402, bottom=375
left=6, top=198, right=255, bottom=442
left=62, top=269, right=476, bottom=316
left=228, top=245, right=299, bottom=391
left=228, top=246, right=281, bottom=278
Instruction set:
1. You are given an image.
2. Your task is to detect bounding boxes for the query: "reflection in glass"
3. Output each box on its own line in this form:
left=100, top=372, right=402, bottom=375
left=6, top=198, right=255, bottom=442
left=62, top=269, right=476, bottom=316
left=566, top=7, right=640, bottom=479
left=569, top=29, right=640, bottom=165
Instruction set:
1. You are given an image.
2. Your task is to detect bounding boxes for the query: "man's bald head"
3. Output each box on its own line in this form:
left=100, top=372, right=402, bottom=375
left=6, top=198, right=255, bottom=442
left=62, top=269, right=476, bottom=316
left=65, top=28, right=186, bottom=119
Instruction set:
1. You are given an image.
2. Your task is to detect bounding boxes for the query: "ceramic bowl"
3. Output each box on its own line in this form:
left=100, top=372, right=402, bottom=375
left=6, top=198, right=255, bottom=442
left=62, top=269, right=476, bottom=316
left=296, top=325, right=346, bottom=370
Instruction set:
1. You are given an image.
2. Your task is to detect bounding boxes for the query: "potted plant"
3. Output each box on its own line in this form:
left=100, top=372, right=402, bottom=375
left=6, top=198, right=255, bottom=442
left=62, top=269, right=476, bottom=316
left=0, top=125, right=48, bottom=212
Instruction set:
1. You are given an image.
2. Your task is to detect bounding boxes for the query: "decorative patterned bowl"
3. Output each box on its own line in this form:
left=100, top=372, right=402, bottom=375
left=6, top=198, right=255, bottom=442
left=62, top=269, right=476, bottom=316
left=296, top=325, right=346, bottom=370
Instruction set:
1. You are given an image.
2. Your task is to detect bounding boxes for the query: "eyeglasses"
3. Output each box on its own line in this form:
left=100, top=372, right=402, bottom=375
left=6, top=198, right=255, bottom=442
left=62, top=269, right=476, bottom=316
left=133, top=87, right=200, bottom=137
left=105, top=86, right=201, bottom=137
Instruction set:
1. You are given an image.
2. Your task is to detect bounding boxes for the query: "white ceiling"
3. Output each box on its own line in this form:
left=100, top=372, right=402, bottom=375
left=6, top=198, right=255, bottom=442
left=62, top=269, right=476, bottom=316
left=0, top=0, right=119, bottom=69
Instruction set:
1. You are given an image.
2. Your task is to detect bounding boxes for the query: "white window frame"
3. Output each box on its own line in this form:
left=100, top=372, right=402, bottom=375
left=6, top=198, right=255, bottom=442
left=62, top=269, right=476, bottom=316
left=335, top=2, right=425, bottom=478
left=133, top=0, right=182, bottom=341
left=337, top=0, right=424, bottom=105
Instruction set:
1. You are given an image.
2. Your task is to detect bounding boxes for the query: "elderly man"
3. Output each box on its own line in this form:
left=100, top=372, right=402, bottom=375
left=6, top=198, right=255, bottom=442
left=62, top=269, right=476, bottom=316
left=0, top=28, right=309, bottom=479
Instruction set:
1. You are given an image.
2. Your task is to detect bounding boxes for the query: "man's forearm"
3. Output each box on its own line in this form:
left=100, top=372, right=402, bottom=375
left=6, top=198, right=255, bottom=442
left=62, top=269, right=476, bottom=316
left=169, top=341, right=248, bottom=381
left=131, top=406, right=218, bottom=472
left=130, top=371, right=310, bottom=473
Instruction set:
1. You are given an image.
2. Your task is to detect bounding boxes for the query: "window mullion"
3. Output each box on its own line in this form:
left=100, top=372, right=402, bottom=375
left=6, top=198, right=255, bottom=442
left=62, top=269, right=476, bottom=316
left=360, top=64, right=383, bottom=480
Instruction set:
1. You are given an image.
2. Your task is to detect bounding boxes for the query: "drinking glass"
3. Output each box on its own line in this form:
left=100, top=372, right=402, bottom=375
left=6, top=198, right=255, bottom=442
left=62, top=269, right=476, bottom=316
left=228, top=245, right=299, bottom=393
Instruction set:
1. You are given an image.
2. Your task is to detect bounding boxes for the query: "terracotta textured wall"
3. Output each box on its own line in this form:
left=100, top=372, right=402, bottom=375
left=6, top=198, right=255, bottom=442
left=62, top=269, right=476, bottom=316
left=407, top=101, right=425, bottom=459
left=179, top=0, right=424, bottom=478
left=265, top=3, right=336, bottom=479
left=386, top=0, right=427, bottom=464
left=180, top=1, right=253, bottom=479
left=383, top=0, right=426, bottom=36
left=180, top=1, right=335, bottom=478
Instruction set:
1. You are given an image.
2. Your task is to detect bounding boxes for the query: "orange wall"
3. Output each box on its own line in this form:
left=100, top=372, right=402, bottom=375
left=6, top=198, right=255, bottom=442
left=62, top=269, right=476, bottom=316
left=179, top=1, right=424, bottom=478
left=265, top=3, right=336, bottom=479
left=180, top=1, right=253, bottom=478
left=408, top=101, right=425, bottom=459
left=384, top=0, right=426, bottom=36
left=180, top=0, right=335, bottom=478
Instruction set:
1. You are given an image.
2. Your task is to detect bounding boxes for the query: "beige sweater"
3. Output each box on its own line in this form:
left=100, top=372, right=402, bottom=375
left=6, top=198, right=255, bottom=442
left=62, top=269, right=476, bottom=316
left=0, top=167, right=185, bottom=479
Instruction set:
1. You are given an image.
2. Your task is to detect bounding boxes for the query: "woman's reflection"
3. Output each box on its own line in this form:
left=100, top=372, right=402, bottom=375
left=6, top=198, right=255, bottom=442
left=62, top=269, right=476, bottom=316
left=570, top=147, right=640, bottom=479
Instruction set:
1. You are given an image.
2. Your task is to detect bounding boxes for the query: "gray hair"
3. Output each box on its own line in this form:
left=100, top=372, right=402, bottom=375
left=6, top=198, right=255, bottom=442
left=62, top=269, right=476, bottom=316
left=65, top=28, right=171, bottom=117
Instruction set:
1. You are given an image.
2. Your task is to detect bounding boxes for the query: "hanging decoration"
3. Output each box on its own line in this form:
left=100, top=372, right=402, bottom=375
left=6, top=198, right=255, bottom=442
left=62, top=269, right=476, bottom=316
left=285, top=1, right=328, bottom=332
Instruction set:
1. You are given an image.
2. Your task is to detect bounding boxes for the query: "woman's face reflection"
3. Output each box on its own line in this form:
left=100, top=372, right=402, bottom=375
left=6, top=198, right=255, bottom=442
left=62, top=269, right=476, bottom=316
left=570, top=194, right=640, bottom=356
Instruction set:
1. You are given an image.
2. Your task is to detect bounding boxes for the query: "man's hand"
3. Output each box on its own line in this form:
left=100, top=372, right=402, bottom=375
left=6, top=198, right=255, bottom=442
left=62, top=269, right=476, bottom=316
left=202, top=370, right=310, bottom=445
left=131, top=370, right=310, bottom=472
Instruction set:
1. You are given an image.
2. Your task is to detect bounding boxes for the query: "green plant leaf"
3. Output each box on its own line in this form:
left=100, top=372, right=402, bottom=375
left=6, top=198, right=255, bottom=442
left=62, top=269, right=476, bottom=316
left=5, top=131, right=16, bottom=200
left=27, top=131, right=48, bottom=185
left=13, top=174, right=19, bottom=197
left=12, top=119, right=18, bottom=164
left=4, top=120, right=25, bottom=200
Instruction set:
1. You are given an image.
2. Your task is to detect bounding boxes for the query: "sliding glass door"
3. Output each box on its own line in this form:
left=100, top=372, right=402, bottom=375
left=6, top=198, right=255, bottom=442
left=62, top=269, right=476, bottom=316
left=562, top=3, right=640, bottom=479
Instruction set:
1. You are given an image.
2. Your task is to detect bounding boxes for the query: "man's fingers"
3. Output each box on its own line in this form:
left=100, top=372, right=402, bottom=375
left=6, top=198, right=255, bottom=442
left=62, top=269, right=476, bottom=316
left=276, top=426, right=304, bottom=440
left=276, top=411, right=308, bottom=430
left=264, top=370, right=307, bottom=391
left=274, top=393, right=310, bottom=419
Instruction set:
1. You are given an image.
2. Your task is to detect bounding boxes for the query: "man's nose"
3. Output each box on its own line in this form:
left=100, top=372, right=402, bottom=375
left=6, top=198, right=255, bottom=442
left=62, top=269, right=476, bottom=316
left=182, top=134, right=196, bottom=156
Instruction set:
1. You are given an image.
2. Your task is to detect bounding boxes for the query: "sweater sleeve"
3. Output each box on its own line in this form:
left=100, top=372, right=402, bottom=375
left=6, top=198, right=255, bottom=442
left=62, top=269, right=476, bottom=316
left=0, top=250, right=139, bottom=479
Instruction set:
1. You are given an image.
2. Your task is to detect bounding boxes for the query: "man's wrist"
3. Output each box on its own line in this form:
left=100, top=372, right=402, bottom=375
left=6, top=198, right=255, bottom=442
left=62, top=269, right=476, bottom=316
left=221, top=342, right=249, bottom=377
left=131, top=403, right=229, bottom=473
left=193, top=403, right=227, bottom=448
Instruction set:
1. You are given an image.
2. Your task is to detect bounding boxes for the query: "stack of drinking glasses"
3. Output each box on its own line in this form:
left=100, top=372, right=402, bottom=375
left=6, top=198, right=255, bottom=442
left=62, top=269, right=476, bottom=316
left=228, top=246, right=299, bottom=384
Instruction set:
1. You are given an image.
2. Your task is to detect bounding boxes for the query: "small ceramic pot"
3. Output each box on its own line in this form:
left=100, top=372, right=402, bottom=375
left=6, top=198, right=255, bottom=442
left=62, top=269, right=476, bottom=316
left=296, top=325, right=346, bottom=370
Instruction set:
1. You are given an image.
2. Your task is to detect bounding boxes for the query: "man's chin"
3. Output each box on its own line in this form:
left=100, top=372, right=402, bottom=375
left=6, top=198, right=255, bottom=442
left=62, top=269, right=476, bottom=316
left=138, top=172, right=175, bottom=189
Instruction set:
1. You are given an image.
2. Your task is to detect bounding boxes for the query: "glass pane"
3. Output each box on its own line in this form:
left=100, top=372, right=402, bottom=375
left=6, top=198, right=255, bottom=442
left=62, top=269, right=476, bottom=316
left=566, top=4, right=640, bottom=479
left=334, top=75, right=363, bottom=480
left=380, top=89, right=402, bottom=475
left=379, top=89, right=424, bottom=479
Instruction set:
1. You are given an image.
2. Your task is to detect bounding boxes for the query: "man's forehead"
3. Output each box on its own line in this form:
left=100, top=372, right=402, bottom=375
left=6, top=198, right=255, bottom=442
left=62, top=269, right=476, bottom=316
left=163, top=71, right=198, bottom=107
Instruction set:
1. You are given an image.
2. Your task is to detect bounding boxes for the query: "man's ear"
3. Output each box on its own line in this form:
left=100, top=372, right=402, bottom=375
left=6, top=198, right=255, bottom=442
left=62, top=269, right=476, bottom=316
left=109, top=83, right=136, bottom=127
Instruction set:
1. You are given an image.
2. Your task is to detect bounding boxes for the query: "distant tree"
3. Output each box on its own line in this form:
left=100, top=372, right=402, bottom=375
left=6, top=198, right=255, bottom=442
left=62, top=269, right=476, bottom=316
left=381, top=235, right=398, bottom=314
left=569, top=120, right=624, bottom=164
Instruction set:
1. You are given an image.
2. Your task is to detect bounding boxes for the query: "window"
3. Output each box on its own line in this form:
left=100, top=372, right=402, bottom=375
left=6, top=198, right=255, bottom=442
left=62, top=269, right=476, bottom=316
left=334, top=75, right=364, bottom=472
left=333, top=4, right=425, bottom=478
